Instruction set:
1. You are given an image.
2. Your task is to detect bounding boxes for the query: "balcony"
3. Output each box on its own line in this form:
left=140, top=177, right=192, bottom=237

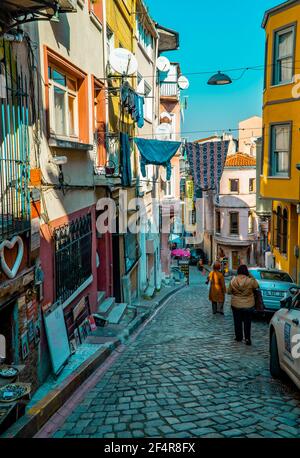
left=160, top=82, right=179, bottom=100
left=0, top=0, right=77, bottom=32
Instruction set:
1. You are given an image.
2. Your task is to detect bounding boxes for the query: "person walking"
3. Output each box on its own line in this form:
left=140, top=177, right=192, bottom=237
left=227, top=265, right=259, bottom=346
left=206, top=262, right=226, bottom=315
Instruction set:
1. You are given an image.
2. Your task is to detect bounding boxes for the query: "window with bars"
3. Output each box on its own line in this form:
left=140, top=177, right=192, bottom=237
left=0, top=46, right=31, bottom=242
left=54, top=214, right=92, bottom=303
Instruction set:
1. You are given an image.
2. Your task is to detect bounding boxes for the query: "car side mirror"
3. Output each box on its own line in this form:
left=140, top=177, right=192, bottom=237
left=280, top=296, right=293, bottom=309
left=289, top=287, right=299, bottom=295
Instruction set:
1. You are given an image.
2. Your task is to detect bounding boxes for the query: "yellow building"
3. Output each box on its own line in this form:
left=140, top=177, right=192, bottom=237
left=261, top=0, right=300, bottom=282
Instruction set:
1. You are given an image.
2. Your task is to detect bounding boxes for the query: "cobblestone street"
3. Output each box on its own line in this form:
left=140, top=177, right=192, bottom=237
left=50, top=269, right=300, bottom=438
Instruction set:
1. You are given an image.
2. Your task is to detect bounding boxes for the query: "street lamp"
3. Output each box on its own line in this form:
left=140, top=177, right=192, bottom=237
left=207, top=71, right=232, bottom=86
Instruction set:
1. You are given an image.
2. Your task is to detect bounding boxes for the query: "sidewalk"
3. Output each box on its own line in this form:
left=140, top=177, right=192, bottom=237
left=1, top=280, right=186, bottom=438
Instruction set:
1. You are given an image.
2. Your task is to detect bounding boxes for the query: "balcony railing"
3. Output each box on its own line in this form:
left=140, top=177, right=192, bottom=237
left=160, top=82, right=179, bottom=99
left=0, top=43, right=31, bottom=242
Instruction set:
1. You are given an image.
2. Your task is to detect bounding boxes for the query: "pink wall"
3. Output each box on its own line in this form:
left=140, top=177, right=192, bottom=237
left=40, top=205, right=98, bottom=313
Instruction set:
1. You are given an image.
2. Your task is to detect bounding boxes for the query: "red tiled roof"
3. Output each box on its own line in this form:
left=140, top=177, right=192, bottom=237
left=225, top=153, right=256, bottom=167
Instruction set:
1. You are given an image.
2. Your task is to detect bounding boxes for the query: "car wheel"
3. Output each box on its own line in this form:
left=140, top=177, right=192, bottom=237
left=270, top=332, right=283, bottom=379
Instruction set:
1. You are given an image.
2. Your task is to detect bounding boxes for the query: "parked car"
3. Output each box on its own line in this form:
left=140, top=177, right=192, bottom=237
left=248, top=268, right=298, bottom=313
left=269, top=287, right=300, bottom=389
left=188, top=248, right=207, bottom=266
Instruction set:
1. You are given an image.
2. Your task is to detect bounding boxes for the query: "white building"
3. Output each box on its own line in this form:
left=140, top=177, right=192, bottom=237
left=214, top=153, right=258, bottom=271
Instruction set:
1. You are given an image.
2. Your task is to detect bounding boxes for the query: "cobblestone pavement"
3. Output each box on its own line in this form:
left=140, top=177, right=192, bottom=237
left=54, top=268, right=300, bottom=438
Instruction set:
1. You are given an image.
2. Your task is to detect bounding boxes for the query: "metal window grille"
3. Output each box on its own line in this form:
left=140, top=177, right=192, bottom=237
left=0, top=42, right=30, bottom=242
left=54, top=214, right=92, bottom=303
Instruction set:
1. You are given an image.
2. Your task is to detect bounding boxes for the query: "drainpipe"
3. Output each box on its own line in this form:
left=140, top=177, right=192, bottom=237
left=102, top=0, right=109, bottom=156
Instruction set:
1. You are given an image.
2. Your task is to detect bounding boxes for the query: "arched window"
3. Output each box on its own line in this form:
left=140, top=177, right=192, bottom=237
left=282, top=209, right=288, bottom=254
left=276, top=206, right=281, bottom=248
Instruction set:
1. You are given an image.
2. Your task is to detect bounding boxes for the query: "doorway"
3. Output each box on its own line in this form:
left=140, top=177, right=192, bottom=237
left=232, top=251, right=239, bottom=271
left=0, top=299, right=16, bottom=364
left=112, top=218, right=122, bottom=303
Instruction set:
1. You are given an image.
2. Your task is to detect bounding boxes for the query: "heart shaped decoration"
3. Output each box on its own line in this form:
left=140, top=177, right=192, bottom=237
left=0, top=236, right=24, bottom=279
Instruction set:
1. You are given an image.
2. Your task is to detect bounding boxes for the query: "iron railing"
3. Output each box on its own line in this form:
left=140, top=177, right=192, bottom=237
left=54, top=214, right=92, bottom=303
left=0, top=41, right=31, bottom=242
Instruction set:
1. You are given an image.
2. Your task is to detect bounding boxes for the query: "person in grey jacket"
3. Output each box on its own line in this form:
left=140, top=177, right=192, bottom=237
left=227, top=265, right=259, bottom=346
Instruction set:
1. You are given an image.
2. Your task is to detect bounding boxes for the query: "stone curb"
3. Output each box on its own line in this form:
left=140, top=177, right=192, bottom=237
left=1, top=283, right=185, bottom=438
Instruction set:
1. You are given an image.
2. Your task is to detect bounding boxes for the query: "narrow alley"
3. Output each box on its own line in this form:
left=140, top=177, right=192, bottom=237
left=39, top=269, right=300, bottom=439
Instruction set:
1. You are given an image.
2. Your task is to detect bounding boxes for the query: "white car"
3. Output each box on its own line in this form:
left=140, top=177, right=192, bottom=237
left=269, top=288, right=300, bottom=389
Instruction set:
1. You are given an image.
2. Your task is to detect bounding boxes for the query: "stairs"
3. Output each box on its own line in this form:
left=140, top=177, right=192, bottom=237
left=94, top=293, right=128, bottom=326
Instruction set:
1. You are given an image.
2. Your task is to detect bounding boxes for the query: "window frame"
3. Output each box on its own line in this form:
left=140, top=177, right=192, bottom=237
left=272, top=24, right=296, bottom=86
left=229, top=179, right=239, bottom=194
left=215, top=210, right=221, bottom=235
left=269, top=122, right=292, bottom=178
left=249, top=178, right=256, bottom=193
left=48, top=65, right=79, bottom=140
left=229, top=212, right=239, bottom=236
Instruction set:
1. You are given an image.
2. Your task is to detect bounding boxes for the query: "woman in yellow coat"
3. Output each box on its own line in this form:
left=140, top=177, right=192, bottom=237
left=206, top=262, right=226, bottom=315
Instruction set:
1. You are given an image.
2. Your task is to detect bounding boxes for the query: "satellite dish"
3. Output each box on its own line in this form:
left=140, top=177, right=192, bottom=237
left=157, top=56, right=171, bottom=73
left=160, top=111, right=172, bottom=123
left=155, top=123, right=172, bottom=141
left=109, top=48, right=138, bottom=76
left=178, top=75, right=190, bottom=90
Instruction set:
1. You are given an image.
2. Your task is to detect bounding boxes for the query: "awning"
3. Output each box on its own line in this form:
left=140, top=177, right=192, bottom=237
left=0, top=0, right=76, bottom=31
left=156, top=23, right=179, bottom=52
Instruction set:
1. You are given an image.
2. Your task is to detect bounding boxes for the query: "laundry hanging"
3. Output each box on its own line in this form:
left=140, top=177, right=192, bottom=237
left=120, top=132, right=132, bottom=187
left=134, top=138, right=181, bottom=181
left=121, top=83, right=145, bottom=128
left=185, top=141, right=230, bottom=195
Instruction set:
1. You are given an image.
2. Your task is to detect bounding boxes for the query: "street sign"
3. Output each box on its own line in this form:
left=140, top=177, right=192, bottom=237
left=178, top=260, right=190, bottom=285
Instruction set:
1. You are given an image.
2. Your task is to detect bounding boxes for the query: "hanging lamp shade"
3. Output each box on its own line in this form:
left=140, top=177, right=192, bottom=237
left=207, top=71, right=232, bottom=85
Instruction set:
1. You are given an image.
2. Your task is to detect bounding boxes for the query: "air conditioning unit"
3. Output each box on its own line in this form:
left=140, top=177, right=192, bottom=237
left=58, top=0, right=77, bottom=12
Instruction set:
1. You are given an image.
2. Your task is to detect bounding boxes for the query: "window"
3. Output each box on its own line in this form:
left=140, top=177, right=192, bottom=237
left=229, top=179, right=239, bottom=193
left=124, top=232, right=139, bottom=273
left=48, top=66, right=78, bottom=138
left=260, top=271, right=293, bottom=282
left=216, top=211, right=221, bottom=234
left=264, top=37, right=268, bottom=89
left=137, top=75, right=152, bottom=123
left=273, top=26, right=295, bottom=85
left=230, top=212, right=239, bottom=235
left=276, top=206, right=282, bottom=248
left=248, top=212, right=254, bottom=234
left=136, top=18, right=154, bottom=59
left=249, top=178, right=256, bottom=193
left=144, top=81, right=152, bottom=122
left=107, top=28, right=114, bottom=58
left=54, top=214, right=92, bottom=303
left=270, top=124, right=291, bottom=176
left=89, top=0, right=103, bottom=23
left=282, top=209, right=288, bottom=254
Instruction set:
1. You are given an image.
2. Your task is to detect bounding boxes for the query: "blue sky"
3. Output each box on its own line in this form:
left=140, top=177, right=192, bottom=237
left=146, top=0, right=279, bottom=141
